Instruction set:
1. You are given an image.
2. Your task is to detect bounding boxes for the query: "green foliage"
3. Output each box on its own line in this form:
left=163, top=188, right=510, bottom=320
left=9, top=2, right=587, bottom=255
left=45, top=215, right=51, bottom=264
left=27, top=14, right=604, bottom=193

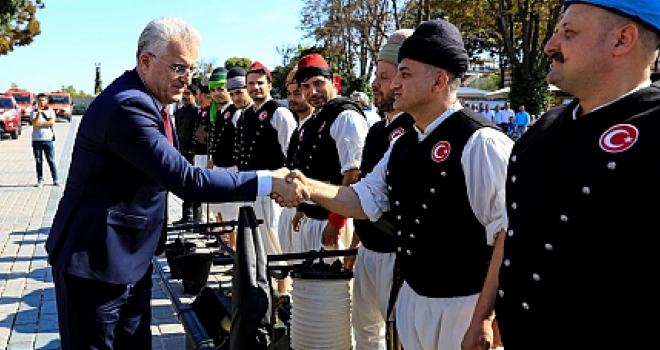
left=0, top=0, right=44, bottom=55
left=508, top=68, right=549, bottom=116
left=224, top=57, right=252, bottom=71
left=63, top=85, right=92, bottom=98
left=10, top=82, right=18, bottom=89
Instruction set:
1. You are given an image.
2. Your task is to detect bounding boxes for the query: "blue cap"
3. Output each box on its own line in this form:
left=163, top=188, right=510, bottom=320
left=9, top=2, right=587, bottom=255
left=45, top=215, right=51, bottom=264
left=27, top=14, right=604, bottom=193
left=565, top=0, right=660, bottom=32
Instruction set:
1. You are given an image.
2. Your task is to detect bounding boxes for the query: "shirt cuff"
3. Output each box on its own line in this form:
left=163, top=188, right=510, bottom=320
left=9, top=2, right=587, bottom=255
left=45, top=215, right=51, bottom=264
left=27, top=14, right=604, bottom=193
left=256, top=170, right=272, bottom=196
left=351, top=183, right=382, bottom=222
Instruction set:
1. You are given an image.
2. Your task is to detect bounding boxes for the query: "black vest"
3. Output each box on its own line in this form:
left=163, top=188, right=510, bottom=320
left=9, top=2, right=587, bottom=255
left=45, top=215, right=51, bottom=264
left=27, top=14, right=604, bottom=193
left=495, top=82, right=660, bottom=350
left=285, top=114, right=313, bottom=170
left=238, top=100, right=287, bottom=171
left=173, top=103, right=199, bottom=153
left=209, top=104, right=239, bottom=167
left=387, top=109, right=499, bottom=298
left=353, top=113, right=415, bottom=253
left=293, top=97, right=364, bottom=184
left=192, top=106, right=211, bottom=155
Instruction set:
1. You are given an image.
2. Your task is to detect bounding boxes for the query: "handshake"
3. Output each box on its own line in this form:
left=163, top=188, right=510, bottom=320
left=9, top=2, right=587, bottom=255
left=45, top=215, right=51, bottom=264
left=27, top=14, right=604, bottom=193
left=269, top=168, right=310, bottom=207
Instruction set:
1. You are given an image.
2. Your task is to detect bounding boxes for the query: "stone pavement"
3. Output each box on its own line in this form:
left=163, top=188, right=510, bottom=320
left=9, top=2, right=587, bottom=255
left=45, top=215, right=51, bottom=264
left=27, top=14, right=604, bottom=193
left=0, top=117, right=233, bottom=350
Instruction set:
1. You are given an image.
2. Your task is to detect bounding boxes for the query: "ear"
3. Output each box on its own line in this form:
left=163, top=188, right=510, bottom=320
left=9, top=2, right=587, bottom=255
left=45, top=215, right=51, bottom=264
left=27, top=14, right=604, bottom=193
left=612, top=23, right=638, bottom=57
left=431, top=70, right=447, bottom=92
left=138, top=52, right=151, bottom=70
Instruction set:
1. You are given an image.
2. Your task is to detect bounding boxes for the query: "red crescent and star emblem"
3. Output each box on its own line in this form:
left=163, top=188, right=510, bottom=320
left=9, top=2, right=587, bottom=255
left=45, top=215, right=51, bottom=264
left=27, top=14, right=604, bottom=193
left=599, top=124, right=638, bottom=153
left=259, top=111, right=268, bottom=121
left=299, top=128, right=305, bottom=140
left=318, top=121, right=326, bottom=132
left=431, top=141, right=451, bottom=163
left=224, top=111, right=231, bottom=120
left=389, top=127, right=405, bottom=142
left=202, top=111, right=207, bottom=117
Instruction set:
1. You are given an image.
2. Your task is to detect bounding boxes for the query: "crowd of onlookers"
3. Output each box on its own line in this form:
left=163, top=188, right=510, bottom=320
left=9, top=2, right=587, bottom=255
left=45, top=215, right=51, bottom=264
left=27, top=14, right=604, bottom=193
left=463, top=100, right=549, bottom=140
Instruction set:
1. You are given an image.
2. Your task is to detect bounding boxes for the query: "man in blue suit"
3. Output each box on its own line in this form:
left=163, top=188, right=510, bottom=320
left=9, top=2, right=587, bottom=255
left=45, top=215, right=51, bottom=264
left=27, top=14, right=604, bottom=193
left=45, top=16, right=307, bottom=350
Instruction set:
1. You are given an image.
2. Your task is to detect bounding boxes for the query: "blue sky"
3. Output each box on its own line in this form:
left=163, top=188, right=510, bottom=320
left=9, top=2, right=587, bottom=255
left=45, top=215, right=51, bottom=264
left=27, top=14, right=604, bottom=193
left=0, top=0, right=308, bottom=95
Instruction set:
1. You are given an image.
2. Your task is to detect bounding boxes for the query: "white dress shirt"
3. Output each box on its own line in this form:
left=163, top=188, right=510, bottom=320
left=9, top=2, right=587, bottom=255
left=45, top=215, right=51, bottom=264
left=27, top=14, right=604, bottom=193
left=352, top=101, right=513, bottom=245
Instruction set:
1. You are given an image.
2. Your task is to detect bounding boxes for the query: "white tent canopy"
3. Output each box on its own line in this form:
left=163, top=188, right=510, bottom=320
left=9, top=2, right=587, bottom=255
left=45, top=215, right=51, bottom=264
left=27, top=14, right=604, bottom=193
left=484, top=85, right=561, bottom=99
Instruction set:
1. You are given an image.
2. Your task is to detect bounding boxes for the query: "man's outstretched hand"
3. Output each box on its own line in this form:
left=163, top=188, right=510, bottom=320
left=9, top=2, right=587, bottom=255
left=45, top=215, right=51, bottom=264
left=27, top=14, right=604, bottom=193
left=270, top=168, right=309, bottom=207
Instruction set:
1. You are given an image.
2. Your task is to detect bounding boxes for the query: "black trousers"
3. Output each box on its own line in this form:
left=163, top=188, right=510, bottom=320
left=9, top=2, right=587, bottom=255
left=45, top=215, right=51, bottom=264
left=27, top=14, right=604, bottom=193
left=181, top=152, right=201, bottom=219
left=52, top=265, right=153, bottom=350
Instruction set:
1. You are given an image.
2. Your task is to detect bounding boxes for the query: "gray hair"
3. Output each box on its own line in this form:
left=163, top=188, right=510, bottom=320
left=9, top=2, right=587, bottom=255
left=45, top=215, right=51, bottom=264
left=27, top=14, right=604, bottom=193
left=350, top=91, right=371, bottom=108
left=136, top=16, right=201, bottom=60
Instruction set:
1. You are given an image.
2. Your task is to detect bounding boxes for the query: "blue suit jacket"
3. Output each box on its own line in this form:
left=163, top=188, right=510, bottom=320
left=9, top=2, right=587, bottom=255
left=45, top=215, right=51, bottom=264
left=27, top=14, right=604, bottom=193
left=46, top=69, right=259, bottom=284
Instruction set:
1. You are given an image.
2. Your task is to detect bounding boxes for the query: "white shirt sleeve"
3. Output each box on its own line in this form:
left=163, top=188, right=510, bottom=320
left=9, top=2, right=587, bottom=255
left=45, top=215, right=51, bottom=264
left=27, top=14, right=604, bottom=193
left=329, top=110, right=369, bottom=174
left=271, top=106, right=298, bottom=155
left=350, top=144, right=393, bottom=222
left=461, top=127, right=514, bottom=245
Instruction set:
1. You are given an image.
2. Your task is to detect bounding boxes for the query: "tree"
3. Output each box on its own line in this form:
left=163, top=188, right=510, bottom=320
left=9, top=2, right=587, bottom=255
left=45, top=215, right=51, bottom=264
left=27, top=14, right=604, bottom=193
left=224, top=57, right=252, bottom=71
left=300, top=0, right=408, bottom=95
left=0, top=0, right=45, bottom=55
left=432, top=0, right=563, bottom=115
left=10, top=82, right=18, bottom=89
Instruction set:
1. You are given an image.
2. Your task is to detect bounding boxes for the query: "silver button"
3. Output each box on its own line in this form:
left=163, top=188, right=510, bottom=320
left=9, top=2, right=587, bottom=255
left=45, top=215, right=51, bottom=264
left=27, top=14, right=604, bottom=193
left=395, top=201, right=400, bottom=206
left=410, top=234, right=415, bottom=239
left=313, top=145, right=316, bottom=149
left=508, top=229, right=514, bottom=237
left=386, top=170, right=390, bottom=176
left=582, top=187, right=590, bottom=195
left=440, top=171, right=447, bottom=177
left=511, top=202, right=517, bottom=209
left=430, top=188, right=435, bottom=194
left=414, top=219, right=420, bottom=224
left=545, top=243, right=553, bottom=250
left=397, top=247, right=402, bottom=252
left=498, top=290, right=504, bottom=298
left=522, top=302, right=529, bottom=310
left=305, top=166, right=309, bottom=169
left=503, top=259, right=510, bottom=267
left=397, top=230, right=402, bottom=236
left=397, top=215, right=401, bottom=220
left=406, top=250, right=411, bottom=255
left=511, top=175, right=517, bottom=183
left=318, top=135, right=322, bottom=138
left=511, top=155, right=517, bottom=162
left=422, top=204, right=427, bottom=209
left=607, top=161, right=616, bottom=170
left=533, top=273, right=540, bottom=281
left=388, top=186, right=392, bottom=191
left=560, top=215, right=568, bottom=222
left=309, top=156, right=312, bottom=159
left=256, top=132, right=260, bottom=135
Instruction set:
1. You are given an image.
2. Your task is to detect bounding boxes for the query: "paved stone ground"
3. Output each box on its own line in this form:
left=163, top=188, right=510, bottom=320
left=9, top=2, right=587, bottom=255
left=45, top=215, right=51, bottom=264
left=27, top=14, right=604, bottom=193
left=0, top=117, right=232, bottom=350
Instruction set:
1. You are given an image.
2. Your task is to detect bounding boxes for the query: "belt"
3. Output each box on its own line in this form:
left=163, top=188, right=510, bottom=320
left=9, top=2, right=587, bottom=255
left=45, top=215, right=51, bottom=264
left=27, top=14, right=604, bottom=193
left=298, top=203, right=330, bottom=220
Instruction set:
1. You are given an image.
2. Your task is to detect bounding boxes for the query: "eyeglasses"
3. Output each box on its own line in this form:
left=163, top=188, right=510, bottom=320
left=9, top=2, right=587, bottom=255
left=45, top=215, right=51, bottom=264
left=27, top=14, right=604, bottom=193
left=148, top=53, right=200, bottom=78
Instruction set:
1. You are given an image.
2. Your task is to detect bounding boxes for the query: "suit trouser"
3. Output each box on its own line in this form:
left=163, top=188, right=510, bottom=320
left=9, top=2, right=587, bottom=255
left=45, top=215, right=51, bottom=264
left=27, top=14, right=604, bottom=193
left=52, top=265, right=152, bottom=350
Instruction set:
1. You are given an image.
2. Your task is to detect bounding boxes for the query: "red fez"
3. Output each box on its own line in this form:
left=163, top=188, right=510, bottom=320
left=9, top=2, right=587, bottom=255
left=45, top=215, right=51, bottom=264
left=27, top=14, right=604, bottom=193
left=247, top=61, right=272, bottom=82
left=294, top=53, right=333, bottom=83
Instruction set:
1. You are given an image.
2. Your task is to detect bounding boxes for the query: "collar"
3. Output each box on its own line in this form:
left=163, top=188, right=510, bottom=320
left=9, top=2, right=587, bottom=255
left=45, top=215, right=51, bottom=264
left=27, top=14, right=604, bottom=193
left=385, top=111, right=406, bottom=127
left=572, top=79, right=652, bottom=119
left=413, top=100, right=464, bottom=140
left=251, top=97, right=272, bottom=112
